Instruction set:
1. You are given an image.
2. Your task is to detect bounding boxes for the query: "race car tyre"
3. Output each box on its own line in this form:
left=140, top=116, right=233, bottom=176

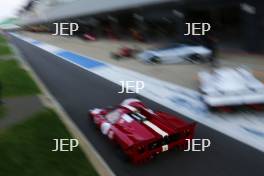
left=189, top=54, right=203, bottom=63
left=150, top=56, right=161, bottom=64
left=209, top=106, right=234, bottom=113
left=111, top=52, right=121, bottom=60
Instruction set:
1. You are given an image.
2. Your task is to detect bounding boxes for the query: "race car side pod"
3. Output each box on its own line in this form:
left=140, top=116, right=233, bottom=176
left=125, top=123, right=196, bottom=164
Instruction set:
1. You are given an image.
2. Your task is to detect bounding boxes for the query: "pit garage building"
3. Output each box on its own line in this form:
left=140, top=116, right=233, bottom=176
left=19, top=0, right=264, bottom=53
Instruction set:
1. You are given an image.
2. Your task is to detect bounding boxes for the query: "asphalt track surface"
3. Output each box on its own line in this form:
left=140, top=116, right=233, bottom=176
left=11, top=36, right=264, bottom=176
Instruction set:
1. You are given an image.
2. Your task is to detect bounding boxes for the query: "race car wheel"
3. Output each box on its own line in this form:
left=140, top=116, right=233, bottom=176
left=115, top=146, right=130, bottom=163
left=150, top=56, right=161, bottom=64
left=209, top=106, right=234, bottom=113
left=189, top=54, right=203, bottom=63
left=110, top=52, right=121, bottom=60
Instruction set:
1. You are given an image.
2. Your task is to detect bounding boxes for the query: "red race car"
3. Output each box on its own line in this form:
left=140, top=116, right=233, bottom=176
left=89, top=99, right=196, bottom=164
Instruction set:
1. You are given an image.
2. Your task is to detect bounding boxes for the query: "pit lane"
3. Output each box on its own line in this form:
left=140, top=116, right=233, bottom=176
left=11, top=35, right=264, bottom=176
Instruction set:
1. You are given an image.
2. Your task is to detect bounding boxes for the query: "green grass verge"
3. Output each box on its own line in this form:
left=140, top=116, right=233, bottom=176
left=0, top=60, right=40, bottom=97
left=0, top=35, right=7, bottom=43
left=0, top=45, right=12, bottom=55
left=0, top=105, right=6, bottom=119
left=0, top=108, right=98, bottom=176
left=0, top=35, right=12, bottom=55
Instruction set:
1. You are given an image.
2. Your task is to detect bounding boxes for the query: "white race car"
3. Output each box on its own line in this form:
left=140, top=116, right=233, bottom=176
left=198, top=67, right=264, bottom=110
left=137, top=43, right=212, bottom=64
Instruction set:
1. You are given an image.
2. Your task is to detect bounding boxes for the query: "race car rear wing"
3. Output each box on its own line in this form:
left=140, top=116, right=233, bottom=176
left=125, top=122, right=196, bottom=163
left=147, top=122, right=196, bottom=151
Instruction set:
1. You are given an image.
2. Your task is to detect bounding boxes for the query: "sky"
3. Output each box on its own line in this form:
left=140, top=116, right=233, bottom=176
left=0, top=0, right=28, bottom=21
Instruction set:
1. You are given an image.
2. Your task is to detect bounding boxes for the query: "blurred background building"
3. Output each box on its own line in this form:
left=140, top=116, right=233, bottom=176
left=17, top=0, right=264, bottom=53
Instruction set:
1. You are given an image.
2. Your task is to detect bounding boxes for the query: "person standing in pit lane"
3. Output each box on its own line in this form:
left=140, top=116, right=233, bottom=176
left=204, top=35, right=219, bottom=68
